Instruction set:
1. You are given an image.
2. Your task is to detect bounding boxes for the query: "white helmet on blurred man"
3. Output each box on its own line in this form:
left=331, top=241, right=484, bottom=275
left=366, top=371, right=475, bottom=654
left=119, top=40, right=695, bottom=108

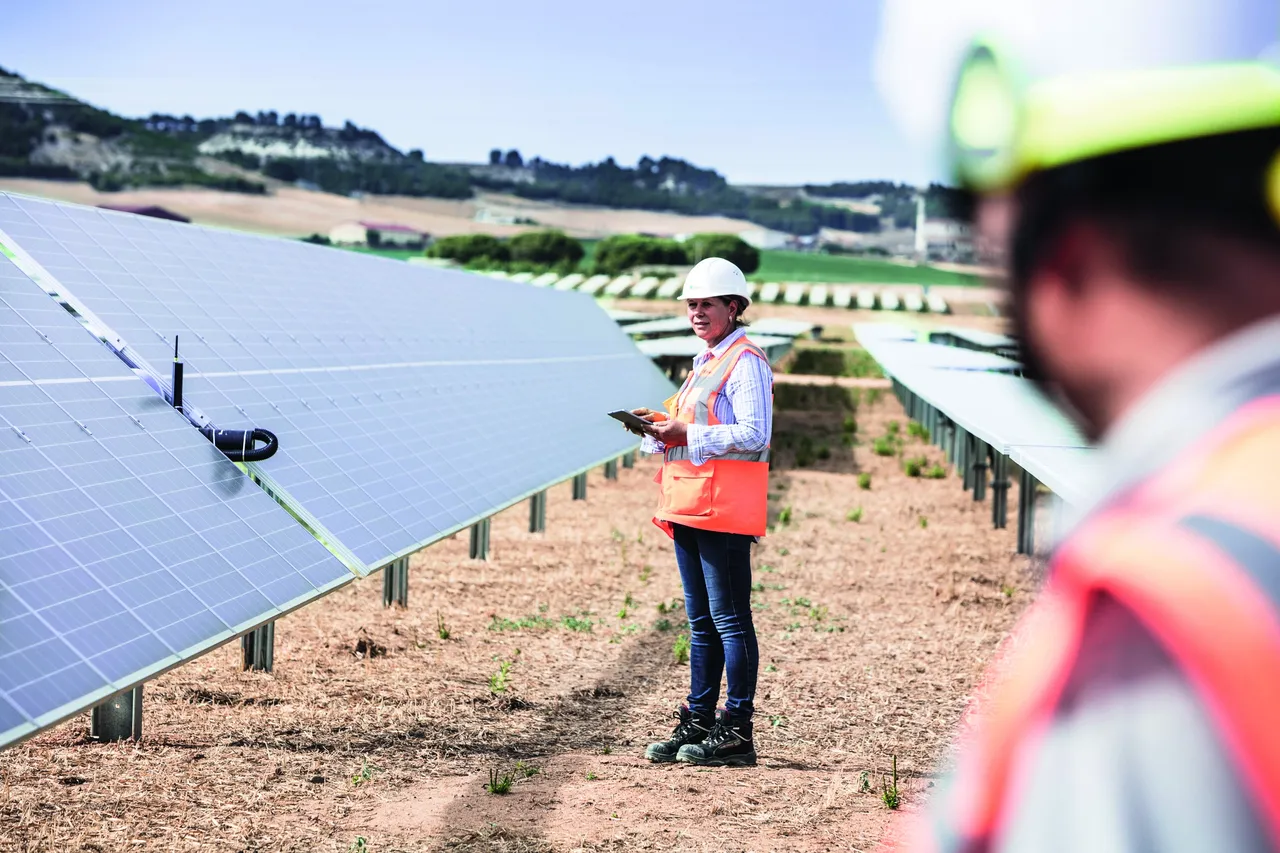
left=678, top=257, right=752, bottom=307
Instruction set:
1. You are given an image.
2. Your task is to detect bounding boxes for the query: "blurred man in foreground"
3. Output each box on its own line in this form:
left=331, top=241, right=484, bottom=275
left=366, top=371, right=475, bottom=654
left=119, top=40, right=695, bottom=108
left=919, top=44, right=1280, bottom=850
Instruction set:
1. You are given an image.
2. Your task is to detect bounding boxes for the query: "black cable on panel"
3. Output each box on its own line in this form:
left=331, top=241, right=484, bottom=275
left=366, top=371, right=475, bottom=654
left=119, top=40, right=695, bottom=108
left=171, top=336, right=279, bottom=462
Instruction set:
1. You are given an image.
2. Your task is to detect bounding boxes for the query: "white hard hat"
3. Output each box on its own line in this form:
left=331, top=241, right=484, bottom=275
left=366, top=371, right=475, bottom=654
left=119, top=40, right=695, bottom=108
left=678, top=257, right=752, bottom=306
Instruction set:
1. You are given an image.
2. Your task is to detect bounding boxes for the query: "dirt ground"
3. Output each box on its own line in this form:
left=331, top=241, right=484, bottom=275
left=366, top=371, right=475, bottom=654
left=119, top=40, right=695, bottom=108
left=0, top=389, right=1034, bottom=853
left=0, top=180, right=756, bottom=241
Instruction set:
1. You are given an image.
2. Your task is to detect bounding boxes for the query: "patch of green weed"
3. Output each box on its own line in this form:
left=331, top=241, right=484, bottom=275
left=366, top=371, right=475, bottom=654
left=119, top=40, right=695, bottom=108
left=672, top=633, right=691, bottom=664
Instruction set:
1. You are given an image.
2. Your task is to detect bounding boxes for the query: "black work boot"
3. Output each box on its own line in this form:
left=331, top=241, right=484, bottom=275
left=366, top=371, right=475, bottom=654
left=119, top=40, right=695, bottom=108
left=644, top=705, right=713, bottom=763
left=676, top=709, right=757, bottom=766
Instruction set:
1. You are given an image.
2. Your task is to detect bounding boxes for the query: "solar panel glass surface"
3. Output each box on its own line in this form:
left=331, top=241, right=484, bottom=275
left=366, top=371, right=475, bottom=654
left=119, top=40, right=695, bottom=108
left=0, top=194, right=674, bottom=574
left=0, top=251, right=350, bottom=748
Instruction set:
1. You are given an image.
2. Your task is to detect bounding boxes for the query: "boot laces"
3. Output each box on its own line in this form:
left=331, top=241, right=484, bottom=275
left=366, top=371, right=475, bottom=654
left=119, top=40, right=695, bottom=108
left=670, top=710, right=705, bottom=741
left=702, top=719, right=739, bottom=750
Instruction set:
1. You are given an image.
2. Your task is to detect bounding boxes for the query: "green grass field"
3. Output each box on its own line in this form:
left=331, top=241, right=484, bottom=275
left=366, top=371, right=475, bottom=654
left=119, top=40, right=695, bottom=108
left=345, top=246, right=423, bottom=261
left=753, top=250, right=980, bottom=285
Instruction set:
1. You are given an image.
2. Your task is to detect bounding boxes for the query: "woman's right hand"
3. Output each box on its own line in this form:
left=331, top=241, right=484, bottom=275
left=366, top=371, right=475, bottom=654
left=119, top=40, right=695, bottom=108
left=631, top=407, right=668, bottom=423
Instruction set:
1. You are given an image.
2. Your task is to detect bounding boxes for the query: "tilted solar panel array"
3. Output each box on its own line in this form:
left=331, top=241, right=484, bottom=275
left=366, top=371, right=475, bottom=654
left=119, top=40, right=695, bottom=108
left=0, top=251, right=352, bottom=749
left=0, top=193, right=675, bottom=574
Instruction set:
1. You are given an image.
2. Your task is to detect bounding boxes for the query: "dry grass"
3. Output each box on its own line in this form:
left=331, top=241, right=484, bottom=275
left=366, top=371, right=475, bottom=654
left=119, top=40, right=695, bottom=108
left=0, top=180, right=756, bottom=241
left=0, top=393, right=1032, bottom=852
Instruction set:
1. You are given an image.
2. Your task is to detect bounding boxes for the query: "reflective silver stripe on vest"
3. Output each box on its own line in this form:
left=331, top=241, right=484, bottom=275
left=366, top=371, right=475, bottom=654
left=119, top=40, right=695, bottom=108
left=675, top=339, right=770, bottom=427
left=664, top=446, right=770, bottom=463
left=1178, top=514, right=1280, bottom=610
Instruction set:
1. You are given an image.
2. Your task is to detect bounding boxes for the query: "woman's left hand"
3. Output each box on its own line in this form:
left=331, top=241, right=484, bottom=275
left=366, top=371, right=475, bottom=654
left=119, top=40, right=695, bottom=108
left=649, top=418, right=688, bottom=446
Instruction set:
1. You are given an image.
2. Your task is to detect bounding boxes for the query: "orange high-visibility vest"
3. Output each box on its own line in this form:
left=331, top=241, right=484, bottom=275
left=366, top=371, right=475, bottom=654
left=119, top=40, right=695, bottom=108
left=653, top=336, right=771, bottom=538
left=925, top=396, right=1280, bottom=852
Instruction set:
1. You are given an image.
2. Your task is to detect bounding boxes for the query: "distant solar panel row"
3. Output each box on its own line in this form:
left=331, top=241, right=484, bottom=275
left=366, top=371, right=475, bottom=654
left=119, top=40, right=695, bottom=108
left=0, top=250, right=350, bottom=749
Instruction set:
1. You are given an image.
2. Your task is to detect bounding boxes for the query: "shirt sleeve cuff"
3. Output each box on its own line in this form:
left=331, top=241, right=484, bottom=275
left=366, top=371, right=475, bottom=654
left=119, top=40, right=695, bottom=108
left=640, top=435, right=664, bottom=454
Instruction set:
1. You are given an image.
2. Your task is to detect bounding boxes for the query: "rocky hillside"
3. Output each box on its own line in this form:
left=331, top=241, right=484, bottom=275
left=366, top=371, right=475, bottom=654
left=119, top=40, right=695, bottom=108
left=196, top=117, right=402, bottom=165
left=0, top=67, right=462, bottom=196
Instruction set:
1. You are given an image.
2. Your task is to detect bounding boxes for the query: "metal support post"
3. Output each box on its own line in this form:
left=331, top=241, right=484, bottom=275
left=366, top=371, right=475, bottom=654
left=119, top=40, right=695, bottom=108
left=469, top=517, right=491, bottom=560
left=241, top=621, right=275, bottom=672
left=604, top=459, right=618, bottom=480
left=529, top=490, right=547, bottom=532
left=1017, top=468, right=1039, bottom=555
left=622, top=451, right=635, bottom=469
left=572, top=472, right=588, bottom=501
left=972, top=441, right=990, bottom=501
left=990, top=452, right=1010, bottom=529
left=960, top=432, right=974, bottom=491
left=382, top=557, right=409, bottom=608
left=90, top=685, right=143, bottom=742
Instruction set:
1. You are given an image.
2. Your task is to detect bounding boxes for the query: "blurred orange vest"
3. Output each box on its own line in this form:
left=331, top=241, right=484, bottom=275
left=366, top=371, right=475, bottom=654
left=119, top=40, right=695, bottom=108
left=653, top=336, right=771, bottom=538
left=926, top=397, right=1280, bottom=851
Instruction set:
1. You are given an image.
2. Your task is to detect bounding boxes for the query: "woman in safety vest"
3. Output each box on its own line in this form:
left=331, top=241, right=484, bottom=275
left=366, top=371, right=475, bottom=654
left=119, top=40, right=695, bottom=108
left=626, top=256, right=773, bottom=767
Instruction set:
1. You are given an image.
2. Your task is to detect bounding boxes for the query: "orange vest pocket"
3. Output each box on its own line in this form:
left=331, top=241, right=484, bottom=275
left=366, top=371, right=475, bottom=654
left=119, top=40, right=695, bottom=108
left=664, top=469, right=715, bottom=517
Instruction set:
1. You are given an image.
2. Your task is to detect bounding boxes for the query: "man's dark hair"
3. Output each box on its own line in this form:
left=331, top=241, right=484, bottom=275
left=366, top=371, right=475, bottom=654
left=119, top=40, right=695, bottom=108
left=720, top=295, right=749, bottom=328
left=1011, top=127, right=1280, bottom=302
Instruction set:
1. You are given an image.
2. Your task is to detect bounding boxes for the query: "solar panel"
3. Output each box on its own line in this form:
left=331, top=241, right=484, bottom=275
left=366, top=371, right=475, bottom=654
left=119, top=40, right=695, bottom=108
left=808, top=285, right=829, bottom=307
left=578, top=275, right=611, bottom=295
left=628, top=277, right=659, bottom=298
left=0, top=193, right=675, bottom=575
left=758, top=283, right=782, bottom=303
left=856, top=290, right=877, bottom=310
left=0, top=250, right=351, bottom=749
left=1008, top=445, right=1100, bottom=506
left=655, top=278, right=683, bottom=299
left=636, top=334, right=794, bottom=363
left=603, top=275, right=636, bottom=296
left=750, top=318, right=816, bottom=338
left=783, top=283, right=806, bottom=305
left=625, top=316, right=692, bottom=337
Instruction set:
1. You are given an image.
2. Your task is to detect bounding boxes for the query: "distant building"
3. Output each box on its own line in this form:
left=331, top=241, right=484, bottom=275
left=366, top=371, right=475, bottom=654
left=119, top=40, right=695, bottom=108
left=737, top=228, right=794, bottom=251
left=329, top=221, right=427, bottom=248
left=98, top=204, right=190, bottom=223
left=920, top=217, right=975, bottom=262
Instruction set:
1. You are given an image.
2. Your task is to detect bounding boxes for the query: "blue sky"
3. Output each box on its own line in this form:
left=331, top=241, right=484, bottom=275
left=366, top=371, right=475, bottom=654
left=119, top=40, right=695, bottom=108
left=6, top=1, right=1275, bottom=187
left=3, top=0, right=914, bottom=185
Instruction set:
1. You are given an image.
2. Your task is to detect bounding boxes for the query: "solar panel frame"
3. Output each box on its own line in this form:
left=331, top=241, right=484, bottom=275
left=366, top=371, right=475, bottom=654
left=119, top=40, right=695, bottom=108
left=0, top=193, right=674, bottom=576
left=0, top=249, right=352, bottom=749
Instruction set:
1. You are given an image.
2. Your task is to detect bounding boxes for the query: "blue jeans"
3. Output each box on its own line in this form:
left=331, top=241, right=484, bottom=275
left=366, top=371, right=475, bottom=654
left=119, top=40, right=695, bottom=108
left=672, top=523, right=758, bottom=720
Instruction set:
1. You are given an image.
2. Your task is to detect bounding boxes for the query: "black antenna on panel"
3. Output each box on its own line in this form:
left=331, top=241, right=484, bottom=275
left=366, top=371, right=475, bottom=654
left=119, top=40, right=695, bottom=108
left=171, top=336, right=184, bottom=413
left=170, top=333, right=279, bottom=462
